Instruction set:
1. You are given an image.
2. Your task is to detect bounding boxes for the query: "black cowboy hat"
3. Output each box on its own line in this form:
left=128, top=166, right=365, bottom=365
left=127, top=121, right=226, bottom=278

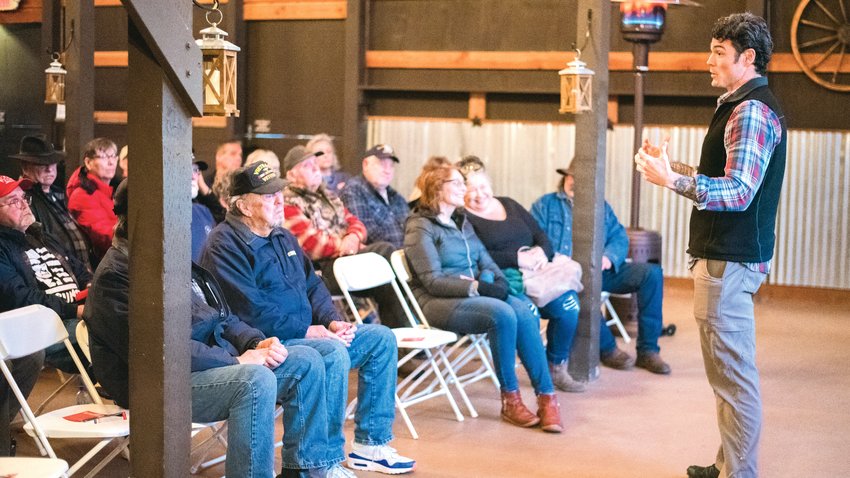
left=9, top=135, right=64, bottom=165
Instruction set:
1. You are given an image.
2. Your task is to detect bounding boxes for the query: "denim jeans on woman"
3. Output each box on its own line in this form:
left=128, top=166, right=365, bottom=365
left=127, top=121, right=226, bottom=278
left=285, top=323, right=398, bottom=460
left=421, top=293, right=554, bottom=394
left=539, top=290, right=580, bottom=364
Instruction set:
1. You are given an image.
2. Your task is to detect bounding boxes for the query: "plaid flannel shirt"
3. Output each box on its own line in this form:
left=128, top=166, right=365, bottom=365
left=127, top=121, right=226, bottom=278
left=338, top=175, right=409, bottom=249
left=693, top=78, right=782, bottom=274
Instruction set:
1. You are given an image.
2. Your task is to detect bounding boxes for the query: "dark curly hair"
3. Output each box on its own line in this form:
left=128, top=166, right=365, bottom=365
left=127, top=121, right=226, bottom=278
left=711, top=12, right=773, bottom=75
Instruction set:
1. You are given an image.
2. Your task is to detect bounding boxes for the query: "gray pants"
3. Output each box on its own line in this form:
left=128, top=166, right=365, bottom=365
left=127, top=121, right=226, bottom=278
left=692, top=259, right=766, bottom=478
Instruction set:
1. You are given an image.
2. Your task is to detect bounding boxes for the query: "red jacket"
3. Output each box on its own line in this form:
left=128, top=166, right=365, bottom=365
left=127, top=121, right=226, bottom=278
left=67, top=167, right=117, bottom=259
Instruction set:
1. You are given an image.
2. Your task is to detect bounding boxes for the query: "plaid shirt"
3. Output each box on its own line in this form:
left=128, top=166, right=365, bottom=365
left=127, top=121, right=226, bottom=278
left=282, top=184, right=367, bottom=261
left=338, top=175, right=409, bottom=249
left=693, top=77, right=782, bottom=274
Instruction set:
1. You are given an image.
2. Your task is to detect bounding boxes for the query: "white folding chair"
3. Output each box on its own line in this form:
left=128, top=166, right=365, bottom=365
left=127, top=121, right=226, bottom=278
left=0, top=457, right=69, bottom=478
left=333, top=252, right=469, bottom=439
left=390, top=250, right=498, bottom=399
left=601, top=292, right=632, bottom=344
left=0, top=305, right=129, bottom=478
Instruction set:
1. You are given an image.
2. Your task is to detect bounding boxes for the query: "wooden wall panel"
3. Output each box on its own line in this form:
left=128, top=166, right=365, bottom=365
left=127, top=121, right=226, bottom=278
left=244, top=0, right=346, bottom=20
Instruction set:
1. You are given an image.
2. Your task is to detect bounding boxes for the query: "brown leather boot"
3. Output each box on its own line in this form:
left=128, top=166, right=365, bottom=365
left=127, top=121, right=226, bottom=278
left=500, top=390, right=540, bottom=427
left=536, top=393, right=564, bottom=433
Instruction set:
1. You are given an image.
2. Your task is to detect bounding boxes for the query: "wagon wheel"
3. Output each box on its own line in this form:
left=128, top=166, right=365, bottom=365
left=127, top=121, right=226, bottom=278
left=791, top=0, right=850, bottom=92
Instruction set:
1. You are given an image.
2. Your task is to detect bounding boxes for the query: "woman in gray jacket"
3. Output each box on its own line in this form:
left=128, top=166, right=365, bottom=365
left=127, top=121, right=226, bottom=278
left=403, top=164, right=562, bottom=433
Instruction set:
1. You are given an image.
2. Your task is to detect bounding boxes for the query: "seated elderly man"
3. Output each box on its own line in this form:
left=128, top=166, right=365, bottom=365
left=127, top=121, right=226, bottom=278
left=12, top=135, right=93, bottom=271
left=201, top=162, right=415, bottom=475
left=531, top=167, right=671, bottom=374
left=87, top=179, right=345, bottom=478
left=281, top=146, right=405, bottom=328
left=0, top=175, right=88, bottom=456
left=0, top=171, right=93, bottom=432
left=0, top=174, right=89, bottom=368
left=339, top=144, right=409, bottom=249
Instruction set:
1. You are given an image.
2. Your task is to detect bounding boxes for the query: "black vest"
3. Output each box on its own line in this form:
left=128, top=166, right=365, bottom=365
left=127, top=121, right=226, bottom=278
left=687, top=81, right=787, bottom=263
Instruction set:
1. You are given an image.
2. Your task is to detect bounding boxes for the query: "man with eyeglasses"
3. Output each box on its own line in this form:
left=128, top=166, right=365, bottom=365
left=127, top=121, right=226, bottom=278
left=0, top=175, right=91, bottom=456
left=11, top=135, right=94, bottom=272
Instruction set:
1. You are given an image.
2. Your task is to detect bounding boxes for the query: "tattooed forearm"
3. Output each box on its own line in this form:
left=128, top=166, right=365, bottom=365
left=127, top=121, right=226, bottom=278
left=670, top=162, right=696, bottom=177
left=673, top=175, right=698, bottom=201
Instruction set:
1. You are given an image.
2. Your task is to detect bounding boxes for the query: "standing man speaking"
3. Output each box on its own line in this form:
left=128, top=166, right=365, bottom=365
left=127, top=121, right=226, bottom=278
left=636, top=13, right=785, bottom=478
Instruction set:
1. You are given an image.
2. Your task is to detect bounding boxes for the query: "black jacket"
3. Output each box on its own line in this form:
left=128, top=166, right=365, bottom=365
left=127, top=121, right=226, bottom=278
left=26, top=183, right=94, bottom=269
left=84, top=239, right=265, bottom=408
left=0, top=223, right=90, bottom=321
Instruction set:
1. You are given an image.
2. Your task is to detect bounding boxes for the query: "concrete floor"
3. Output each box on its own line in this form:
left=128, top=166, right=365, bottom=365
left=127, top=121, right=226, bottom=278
left=12, top=283, right=850, bottom=477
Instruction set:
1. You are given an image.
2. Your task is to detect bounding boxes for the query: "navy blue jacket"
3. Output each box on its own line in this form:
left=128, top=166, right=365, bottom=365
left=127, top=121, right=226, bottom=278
left=0, top=223, right=90, bottom=320
left=85, top=238, right=266, bottom=408
left=200, top=214, right=338, bottom=341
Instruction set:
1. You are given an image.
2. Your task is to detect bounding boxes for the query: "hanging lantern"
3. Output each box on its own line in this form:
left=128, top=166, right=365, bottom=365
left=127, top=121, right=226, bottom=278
left=559, top=55, right=595, bottom=114
left=196, top=9, right=240, bottom=117
left=44, top=53, right=67, bottom=105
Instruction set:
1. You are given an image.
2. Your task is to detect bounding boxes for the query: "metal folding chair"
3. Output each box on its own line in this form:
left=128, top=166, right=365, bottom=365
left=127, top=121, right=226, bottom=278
left=601, top=291, right=632, bottom=343
left=0, top=305, right=129, bottom=478
left=333, top=252, right=470, bottom=439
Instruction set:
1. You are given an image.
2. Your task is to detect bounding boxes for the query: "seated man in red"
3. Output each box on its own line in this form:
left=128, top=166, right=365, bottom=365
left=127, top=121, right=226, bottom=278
left=281, top=146, right=406, bottom=328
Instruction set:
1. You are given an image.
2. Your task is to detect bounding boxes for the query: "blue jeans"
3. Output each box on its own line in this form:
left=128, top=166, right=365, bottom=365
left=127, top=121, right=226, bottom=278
left=191, top=345, right=330, bottom=477
left=285, top=324, right=397, bottom=453
left=191, top=364, right=278, bottom=478
left=1, top=351, right=45, bottom=456
left=599, top=262, right=664, bottom=355
left=422, top=294, right=554, bottom=394
left=539, top=290, right=580, bottom=364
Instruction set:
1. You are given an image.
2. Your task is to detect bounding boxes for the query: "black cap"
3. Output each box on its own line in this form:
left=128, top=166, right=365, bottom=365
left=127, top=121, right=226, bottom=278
left=363, top=144, right=399, bottom=163
left=9, top=135, right=65, bottom=165
left=556, top=166, right=575, bottom=176
left=230, top=161, right=285, bottom=196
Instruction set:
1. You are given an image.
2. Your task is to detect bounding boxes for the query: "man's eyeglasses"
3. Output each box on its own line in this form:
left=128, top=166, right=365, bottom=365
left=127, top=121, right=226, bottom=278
left=0, top=196, right=32, bottom=209
left=95, top=153, right=118, bottom=160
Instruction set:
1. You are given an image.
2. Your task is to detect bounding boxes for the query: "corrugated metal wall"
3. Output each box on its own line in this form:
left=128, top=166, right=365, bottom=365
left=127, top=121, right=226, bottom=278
left=368, top=118, right=850, bottom=289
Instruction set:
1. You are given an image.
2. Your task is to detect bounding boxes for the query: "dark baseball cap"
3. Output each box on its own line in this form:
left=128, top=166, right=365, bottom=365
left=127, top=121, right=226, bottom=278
left=363, top=144, right=399, bottom=163
left=230, top=161, right=285, bottom=196
left=283, top=145, right=324, bottom=173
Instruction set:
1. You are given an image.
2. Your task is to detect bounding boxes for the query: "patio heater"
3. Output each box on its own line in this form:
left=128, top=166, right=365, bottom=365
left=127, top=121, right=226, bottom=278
left=610, top=0, right=698, bottom=322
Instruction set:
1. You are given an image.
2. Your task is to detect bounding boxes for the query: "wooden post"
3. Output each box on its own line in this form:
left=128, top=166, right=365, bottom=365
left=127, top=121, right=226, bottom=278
left=126, top=19, right=193, bottom=476
left=63, top=0, right=95, bottom=177
left=568, top=0, right=610, bottom=381
left=40, top=0, right=61, bottom=148
left=123, top=0, right=202, bottom=474
left=343, top=0, right=367, bottom=169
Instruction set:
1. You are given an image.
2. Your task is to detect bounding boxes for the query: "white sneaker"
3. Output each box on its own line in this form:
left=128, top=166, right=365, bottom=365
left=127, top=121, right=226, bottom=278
left=346, top=443, right=415, bottom=475
left=327, top=464, right=357, bottom=478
